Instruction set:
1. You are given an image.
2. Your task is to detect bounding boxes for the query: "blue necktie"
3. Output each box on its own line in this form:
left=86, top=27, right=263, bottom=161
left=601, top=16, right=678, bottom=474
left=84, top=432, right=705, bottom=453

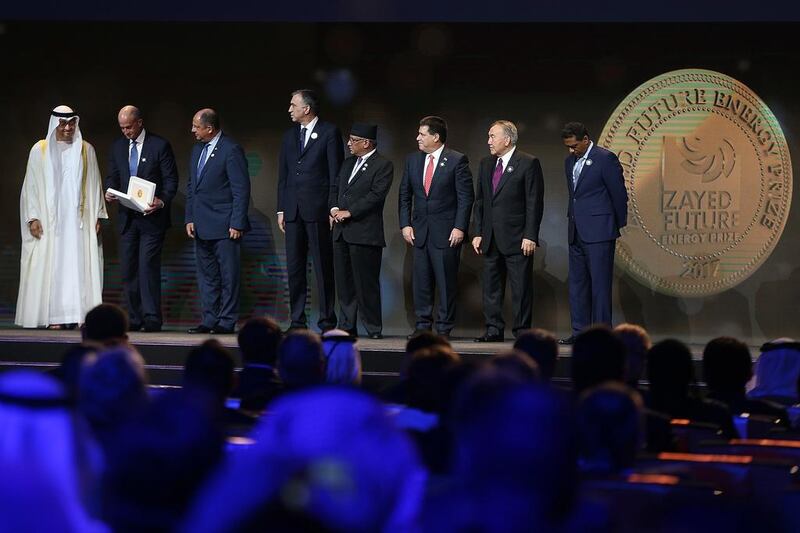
left=129, top=140, right=139, bottom=176
left=197, top=143, right=210, bottom=175
left=572, top=157, right=584, bottom=189
left=299, top=127, right=307, bottom=151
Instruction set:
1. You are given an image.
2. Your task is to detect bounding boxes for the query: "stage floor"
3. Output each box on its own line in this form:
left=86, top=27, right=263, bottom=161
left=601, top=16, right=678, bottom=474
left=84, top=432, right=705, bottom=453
left=0, top=327, right=717, bottom=390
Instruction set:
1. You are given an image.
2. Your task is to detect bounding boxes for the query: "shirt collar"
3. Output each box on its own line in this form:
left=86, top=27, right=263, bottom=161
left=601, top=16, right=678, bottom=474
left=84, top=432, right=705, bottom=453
left=497, top=145, right=516, bottom=167
left=577, top=141, right=594, bottom=162
left=207, top=130, right=222, bottom=149
left=428, top=144, right=445, bottom=161
left=302, top=116, right=319, bottom=135
left=359, top=148, right=377, bottom=162
left=133, top=128, right=146, bottom=145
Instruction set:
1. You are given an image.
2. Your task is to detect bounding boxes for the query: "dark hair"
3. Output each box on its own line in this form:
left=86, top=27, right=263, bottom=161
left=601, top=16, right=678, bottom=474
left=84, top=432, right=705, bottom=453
left=577, top=382, right=643, bottom=473
left=647, top=338, right=694, bottom=392
left=83, top=303, right=128, bottom=345
left=102, top=390, right=225, bottom=532
left=183, top=339, right=236, bottom=401
left=561, top=122, right=589, bottom=140
left=405, top=345, right=460, bottom=413
left=237, top=316, right=283, bottom=366
left=278, top=330, right=325, bottom=389
left=419, top=115, right=448, bottom=143
left=703, top=336, right=752, bottom=393
left=79, top=347, right=149, bottom=441
left=613, top=323, right=652, bottom=387
left=292, top=89, right=320, bottom=115
left=198, top=108, right=220, bottom=130
left=514, top=328, right=558, bottom=381
left=489, top=350, right=541, bottom=383
left=571, top=326, right=627, bottom=394
left=405, top=331, right=451, bottom=356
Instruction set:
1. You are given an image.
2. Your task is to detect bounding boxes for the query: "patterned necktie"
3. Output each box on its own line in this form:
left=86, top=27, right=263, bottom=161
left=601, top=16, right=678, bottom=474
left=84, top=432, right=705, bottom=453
left=197, top=143, right=210, bottom=175
left=423, top=154, right=435, bottom=196
left=572, top=156, right=584, bottom=189
left=129, top=140, right=139, bottom=176
left=492, top=157, right=504, bottom=193
left=348, top=157, right=363, bottom=184
left=300, top=127, right=307, bottom=151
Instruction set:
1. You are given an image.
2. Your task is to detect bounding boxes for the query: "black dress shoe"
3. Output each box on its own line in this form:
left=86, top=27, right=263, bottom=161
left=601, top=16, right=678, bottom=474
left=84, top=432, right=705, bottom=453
left=368, top=333, right=383, bottom=340
left=558, top=335, right=576, bottom=345
left=212, top=326, right=235, bottom=334
left=474, top=333, right=503, bottom=343
left=407, top=329, right=431, bottom=339
left=128, top=323, right=143, bottom=332
left=142, top=322, right=162, bottom=333
left=188, top=325, right=213, bottom=334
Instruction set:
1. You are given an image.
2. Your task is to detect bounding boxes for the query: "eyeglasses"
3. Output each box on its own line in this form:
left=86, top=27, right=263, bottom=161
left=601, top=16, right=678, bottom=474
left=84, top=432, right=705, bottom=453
left=348, top=136, right=369, bottom=144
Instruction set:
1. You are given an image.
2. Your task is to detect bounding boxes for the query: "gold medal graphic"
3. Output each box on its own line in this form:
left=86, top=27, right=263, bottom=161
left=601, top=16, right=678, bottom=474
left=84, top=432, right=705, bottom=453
left=600, top=69, right=792, bottom=297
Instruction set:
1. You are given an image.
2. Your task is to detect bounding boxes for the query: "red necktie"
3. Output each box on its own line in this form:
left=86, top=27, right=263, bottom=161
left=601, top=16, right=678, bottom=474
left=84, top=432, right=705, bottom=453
left=492, top=158, right=504, bottom=193
left=423, top=154, right=435, bottom=196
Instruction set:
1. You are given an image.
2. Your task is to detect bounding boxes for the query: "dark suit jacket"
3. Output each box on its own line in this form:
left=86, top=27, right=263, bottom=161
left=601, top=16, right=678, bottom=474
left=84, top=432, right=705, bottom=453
left=398, top=147, right=474, bottom=248
left=185, top=133, right=251, bottom=240
left=105, top=131, right=179, bottom=234
left=329, top=152, right=393, bottom=247
left=278, top=120, right=344, bottom=222
left=565, top=144, right=628, bottom=244
left=474, top=149, right=544, bottom=255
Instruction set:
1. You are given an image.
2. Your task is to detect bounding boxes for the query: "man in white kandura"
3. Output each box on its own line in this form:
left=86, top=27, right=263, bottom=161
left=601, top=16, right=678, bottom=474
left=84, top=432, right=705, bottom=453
left=16, top=105, right=108, bottom=329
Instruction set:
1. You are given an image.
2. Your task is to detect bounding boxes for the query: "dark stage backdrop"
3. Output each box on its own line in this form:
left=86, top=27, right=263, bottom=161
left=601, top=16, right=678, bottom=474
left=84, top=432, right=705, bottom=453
left=0, top=22, right=797, bottom=342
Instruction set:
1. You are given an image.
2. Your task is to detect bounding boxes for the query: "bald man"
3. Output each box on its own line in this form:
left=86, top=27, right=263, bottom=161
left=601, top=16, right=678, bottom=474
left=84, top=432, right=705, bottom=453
left=105, top=106, right=178, bottom=332
left=185, top=108, right=251, bottom=334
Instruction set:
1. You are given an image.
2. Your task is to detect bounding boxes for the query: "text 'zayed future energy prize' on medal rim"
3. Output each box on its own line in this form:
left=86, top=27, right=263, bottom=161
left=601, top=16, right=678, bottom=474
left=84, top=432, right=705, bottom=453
left=599, top=69, right=792, bottom=297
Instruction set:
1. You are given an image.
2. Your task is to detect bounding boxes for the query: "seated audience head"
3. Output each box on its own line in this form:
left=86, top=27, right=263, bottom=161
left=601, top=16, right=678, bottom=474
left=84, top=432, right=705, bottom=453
left=102, top=390, right=225, bottom=532
left=613, top=323, right=651, bottom=387
left=82, top=303, right=129, bottom=347
left=322, top=329, right=362, bottom=386
left=489, top=349, right=541, bottom=383
left=513, top=328, right=558, bottom=381
left=451, top=370, right=578, bottom=528
left=79, top=346, right=149, bottom=444
left=647, top=338, right=695, bottom=399
left=237, top=316, right=282, bottom=366
left=571, top=326, right=627, bottom=394
left=405, top=344, right=460, bottom=413
left=703, top=336, right=752, bottom=395
left=182, top=388, right=424, bottom=533
left=750, top=338, right=800, bottom=404
left=183, top=339, right=236, bottom=403
left=403, top=331, right=451, bottom=378
left=278, top=330, right=326, bottom=390
left=0, top=370, right=103, bottom=530
left=576, top=382, right=644, bottom=475
left=54, top=343, right=98, bottom=399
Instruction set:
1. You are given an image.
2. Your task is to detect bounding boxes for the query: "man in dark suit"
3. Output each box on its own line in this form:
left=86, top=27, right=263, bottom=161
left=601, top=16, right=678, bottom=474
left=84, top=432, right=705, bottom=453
left=399, top=116, right=474, bottom=339
left=559, top=122, right=628, bottom=345
left=105, top=105, right=178, bottom=332
left=329, top=123, right=393, bottom=340
left=472, top=120, right=544, bottom=342
left=185, top=108, right=251, bottom=334
left=277, top=89, right=343, bottom=332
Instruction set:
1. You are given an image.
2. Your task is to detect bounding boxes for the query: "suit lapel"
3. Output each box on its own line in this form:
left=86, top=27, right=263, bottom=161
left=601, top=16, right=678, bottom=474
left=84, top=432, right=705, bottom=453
left=345, top=155, right=370, bottom=190
left=197, top=134, right=224, bottom=188
left=341, top=157, right=359, bottom=191
left=300, top=122, right=320, bottom=157
left=492, top=151, right=518, bottom=198
left=428, top=148, right=449, bottom=196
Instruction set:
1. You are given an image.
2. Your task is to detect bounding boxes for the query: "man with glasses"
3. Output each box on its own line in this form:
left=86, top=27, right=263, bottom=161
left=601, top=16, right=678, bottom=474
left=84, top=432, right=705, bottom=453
left=277, top=89, right=344, bottom=333
left=559, top=122, right=628, bottom=345
left=329, top=123, right=393, bottom=339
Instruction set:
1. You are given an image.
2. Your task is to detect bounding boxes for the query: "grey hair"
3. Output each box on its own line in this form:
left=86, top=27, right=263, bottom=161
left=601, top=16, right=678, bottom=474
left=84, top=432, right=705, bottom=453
left=491, top=120, right=518, bottom=146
